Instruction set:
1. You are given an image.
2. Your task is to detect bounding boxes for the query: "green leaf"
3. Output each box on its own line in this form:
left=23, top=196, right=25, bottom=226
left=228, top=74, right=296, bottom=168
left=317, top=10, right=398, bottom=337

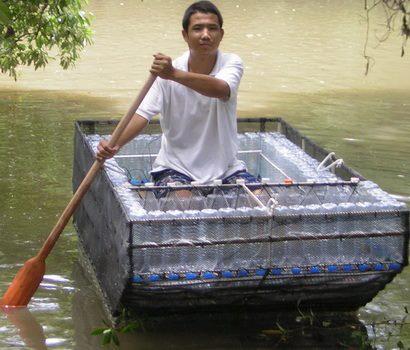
left=0, top=0, right=11, bottom=25
left=102, top=330, right=112, bottom=345
left=322, top=321, right=331, bottom=327
left=275, top=322, right=286, bottom=334
left=120, top=323, right=139, bottom=333
left=261, top=329, right=283, bottom=336
left=112, top=333, right=120, bottom=346
left=90, top=328, right=106, bottom=336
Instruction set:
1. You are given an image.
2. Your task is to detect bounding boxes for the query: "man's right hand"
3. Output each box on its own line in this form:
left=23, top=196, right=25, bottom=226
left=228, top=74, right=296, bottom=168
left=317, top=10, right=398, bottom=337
left=96, top=139, right=119, bottom=162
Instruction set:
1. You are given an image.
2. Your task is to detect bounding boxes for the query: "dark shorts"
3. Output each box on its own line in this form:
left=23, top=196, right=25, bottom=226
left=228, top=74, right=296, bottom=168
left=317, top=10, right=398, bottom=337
left=151, top=169, right=260, bottom=198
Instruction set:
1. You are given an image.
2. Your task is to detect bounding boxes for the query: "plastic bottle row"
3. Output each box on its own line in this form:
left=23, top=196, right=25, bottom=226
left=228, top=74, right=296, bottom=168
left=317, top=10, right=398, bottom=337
left=131, top=220, right=403, bottom=272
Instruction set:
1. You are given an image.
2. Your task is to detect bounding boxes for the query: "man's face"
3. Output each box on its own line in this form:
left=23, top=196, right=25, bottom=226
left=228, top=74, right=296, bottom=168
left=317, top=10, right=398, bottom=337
left=182, top=12, right=224, bottom=56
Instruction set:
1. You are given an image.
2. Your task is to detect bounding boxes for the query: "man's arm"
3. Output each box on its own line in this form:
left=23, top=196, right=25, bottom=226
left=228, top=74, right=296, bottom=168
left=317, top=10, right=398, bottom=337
left=96, top=114, right=148, bottom=161
left=171, top=69, right=230, bottom=99
left=151, top=53, right=230, bottom=100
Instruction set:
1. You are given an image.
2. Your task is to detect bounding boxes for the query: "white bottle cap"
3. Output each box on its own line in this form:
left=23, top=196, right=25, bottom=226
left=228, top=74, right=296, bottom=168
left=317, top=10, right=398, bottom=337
left=213, top=179, right=222, bottom=186
left=144, top=182, right=155, bottom=187
left=350, top=177, right=360, bottom=184
left=191, top=181, right=201, bottom=186
left=236, top=179, right=245, bottom=185
left=261, top=177, right=270, bottom=184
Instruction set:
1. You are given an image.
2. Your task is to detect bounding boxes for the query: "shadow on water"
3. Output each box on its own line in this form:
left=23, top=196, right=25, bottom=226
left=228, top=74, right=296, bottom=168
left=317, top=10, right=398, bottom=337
left=70, top=262, right=372, bottom=350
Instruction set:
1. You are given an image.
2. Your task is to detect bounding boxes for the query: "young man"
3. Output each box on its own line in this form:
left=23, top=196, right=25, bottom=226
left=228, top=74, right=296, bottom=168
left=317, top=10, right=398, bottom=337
left=97, top=1, right=258, bottom=187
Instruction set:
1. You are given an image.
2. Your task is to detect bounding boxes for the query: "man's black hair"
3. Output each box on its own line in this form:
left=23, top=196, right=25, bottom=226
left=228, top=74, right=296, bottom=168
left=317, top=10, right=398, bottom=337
left=182, top=1, right=223, bottom=32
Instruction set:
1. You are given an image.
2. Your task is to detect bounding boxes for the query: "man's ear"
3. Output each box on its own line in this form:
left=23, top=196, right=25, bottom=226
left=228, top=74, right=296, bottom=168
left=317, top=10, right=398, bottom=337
left=182, top=29, right=188, bottom=43
left=220, top=28, right=224, bottom=40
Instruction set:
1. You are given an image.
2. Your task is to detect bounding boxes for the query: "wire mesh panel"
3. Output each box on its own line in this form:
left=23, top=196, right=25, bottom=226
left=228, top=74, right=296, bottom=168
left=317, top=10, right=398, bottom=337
left=130, top=210, right=407, bottom=277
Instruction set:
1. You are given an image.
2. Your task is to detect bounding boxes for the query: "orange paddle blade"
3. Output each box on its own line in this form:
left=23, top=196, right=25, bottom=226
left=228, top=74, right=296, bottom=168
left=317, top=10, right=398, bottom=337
left=0, top=255, right=45, bottom=307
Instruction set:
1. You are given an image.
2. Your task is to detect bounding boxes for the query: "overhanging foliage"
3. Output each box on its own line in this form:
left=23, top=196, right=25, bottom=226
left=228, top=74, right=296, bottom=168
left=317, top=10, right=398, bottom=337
left=0, top=0, right=92, bottom=80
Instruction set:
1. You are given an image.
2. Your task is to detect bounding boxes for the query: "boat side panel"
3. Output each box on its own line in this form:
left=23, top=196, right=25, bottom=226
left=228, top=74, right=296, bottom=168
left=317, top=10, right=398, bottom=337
left=73, top=124, right=131, bottom=317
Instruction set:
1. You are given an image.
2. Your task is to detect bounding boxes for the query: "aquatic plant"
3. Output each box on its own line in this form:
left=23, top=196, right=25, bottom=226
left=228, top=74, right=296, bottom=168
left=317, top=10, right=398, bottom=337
left=91, top=309, right=142, bottom=348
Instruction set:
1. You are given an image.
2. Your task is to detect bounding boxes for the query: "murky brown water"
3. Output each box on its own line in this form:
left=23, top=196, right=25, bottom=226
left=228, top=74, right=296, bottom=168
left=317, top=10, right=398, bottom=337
left=0, top=0, right=409, bottom=349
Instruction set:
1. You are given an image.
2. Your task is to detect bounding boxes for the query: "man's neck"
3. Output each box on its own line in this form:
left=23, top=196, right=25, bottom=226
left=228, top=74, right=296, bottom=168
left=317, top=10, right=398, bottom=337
left=188, top=51, right=218, bottom=75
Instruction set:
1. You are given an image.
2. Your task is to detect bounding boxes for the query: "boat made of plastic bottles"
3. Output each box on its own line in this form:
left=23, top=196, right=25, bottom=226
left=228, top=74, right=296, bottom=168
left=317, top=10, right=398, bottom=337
left=73, top=118, right=409, bottom=320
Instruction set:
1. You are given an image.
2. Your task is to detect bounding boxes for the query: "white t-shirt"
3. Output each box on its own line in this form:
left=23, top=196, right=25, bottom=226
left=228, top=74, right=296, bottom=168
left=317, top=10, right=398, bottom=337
left=136, top=50, right=245, bottom=184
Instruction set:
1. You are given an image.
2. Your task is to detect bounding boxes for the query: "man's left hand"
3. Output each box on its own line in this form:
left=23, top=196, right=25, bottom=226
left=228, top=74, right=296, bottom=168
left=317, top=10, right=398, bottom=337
left=150, top=53, right=175, bottom=80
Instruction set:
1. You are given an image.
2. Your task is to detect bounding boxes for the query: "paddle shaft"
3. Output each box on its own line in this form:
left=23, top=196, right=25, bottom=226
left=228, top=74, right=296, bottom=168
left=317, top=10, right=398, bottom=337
left=38, top=74, right=156, bottom=261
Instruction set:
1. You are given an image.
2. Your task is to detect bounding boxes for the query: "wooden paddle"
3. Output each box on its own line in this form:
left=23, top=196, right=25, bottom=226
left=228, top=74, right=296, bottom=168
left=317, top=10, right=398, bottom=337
left=0, top=74, right=156, bottom=307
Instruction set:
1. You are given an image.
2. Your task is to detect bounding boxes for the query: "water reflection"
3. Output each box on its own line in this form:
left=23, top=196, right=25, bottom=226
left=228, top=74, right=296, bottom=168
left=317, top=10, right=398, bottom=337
left=71, top=262, right=371, bottom=350
left=0, top=307, right=47, bottom=350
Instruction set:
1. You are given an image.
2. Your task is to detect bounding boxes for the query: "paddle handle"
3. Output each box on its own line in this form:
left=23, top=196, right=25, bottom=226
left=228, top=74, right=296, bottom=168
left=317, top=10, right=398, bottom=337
left=37, top=74, right=156, bottom=261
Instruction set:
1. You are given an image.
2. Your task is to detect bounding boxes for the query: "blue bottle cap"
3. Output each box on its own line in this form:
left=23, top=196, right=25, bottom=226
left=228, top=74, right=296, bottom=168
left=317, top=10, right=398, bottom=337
left=309, top=266, right=320, bottom=274
left=221, top=270, right=234, bottom=278
left=203, top=272, right=216, bottom=279
left=343, top=264, right=353, bottom=272
left=271, top=268, right=282, bottom=275
left=359, top=264, right=369, bottom=272
left=328, top=265, right=338, bottom=273
left=185, top=272, right=198, bottom=280
left=167, top=273, right=179, bottom=281
left=375, top=263, right=384, bottom=271
left=130, top=178, right=140, bottom=186
left=388, top=263, right=401, bottom=271
left=238, top=269, right=249, bottom=277
left=148, top=274, right=161, bottom=282
left=292, top=267, right=301, bottom=275
left=131, top=275, right=144, bottom=283
left=256, top=268, right=268, bottom=276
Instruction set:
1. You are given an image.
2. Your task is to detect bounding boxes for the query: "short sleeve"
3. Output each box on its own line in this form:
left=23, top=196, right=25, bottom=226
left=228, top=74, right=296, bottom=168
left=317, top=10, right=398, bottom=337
left=136, top=78, right=163, bottom=121
left=215, top=54, right=244, bottom=99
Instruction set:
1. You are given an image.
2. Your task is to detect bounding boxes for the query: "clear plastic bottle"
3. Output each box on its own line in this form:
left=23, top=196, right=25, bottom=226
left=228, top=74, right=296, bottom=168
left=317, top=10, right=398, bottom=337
left=189, top=181, right=207, bottom=210
left=320, top=202, right=337, bottom=265
left=303, top=204, right=322, bottom=266
left=162, top=210, right=184, bottom=272
left=217, top=207, right=237, bottom=271
left=141, top=210, right=167, bottom=273
left=277, top=185, right=301, bottom=206
left=334, top=202, right=356, bottom=264
left=354, top=201, right=373, bottom=263
left=143, top=182, right=159, bottom=211
left=196, top=208, right=218, bottom=272
left=206, top=179, right=229, bottom=209
left=236, top=207, right=253, bottom=241
left=178, top=209, right=201, bottom=273
left=272, top=205, right=288, bottom=267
